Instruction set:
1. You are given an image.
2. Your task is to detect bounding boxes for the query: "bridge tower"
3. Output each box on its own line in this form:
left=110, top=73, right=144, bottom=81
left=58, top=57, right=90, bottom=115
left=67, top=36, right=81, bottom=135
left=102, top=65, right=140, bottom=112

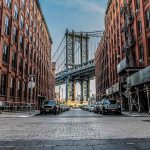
left=65, top=29, right=90, bottom=101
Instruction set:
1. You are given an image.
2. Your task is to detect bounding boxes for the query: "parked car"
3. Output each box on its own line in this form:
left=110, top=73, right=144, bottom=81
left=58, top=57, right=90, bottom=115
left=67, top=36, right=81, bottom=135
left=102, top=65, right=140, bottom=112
left=40, top=100, right=61, bottom=115
left=83, top=105, right=89, bottom=111
left=94, top=101, right=101, bottom=113
left=88, top=104, right=95, bottom=112
left=99, top=99, right=121, bottom=115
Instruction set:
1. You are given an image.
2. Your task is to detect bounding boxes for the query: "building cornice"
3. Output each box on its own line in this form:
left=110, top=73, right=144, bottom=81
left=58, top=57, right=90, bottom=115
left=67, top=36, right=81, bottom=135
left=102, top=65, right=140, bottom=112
left=36, top=0, right=53, bottom=44
left=105, top=0, right=112, bottom=15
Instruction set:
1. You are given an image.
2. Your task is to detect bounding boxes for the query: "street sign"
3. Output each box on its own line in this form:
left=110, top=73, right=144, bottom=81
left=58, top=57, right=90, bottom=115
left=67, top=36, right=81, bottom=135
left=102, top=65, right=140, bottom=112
left=28, top=81, right=36, bottom=89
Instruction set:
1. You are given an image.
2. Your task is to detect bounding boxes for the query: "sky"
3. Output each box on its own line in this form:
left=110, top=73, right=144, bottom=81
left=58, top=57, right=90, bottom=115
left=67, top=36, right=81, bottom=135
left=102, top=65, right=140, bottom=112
left=39, top=0, right=108, bottom=99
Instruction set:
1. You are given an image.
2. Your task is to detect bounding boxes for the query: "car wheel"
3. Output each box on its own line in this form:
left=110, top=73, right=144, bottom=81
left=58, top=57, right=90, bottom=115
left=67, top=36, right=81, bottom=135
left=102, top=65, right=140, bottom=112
left=117, top=111, right=122, bottom=115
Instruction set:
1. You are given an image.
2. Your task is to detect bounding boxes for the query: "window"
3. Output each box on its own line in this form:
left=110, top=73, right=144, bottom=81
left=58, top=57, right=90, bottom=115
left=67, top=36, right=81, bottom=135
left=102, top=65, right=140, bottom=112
left=136, top=0, right=140, bottom=10
left=137, top=19, right=142, bottom=37
left=25, top=24, right=29, bottom=36
left=14, top=4, right=18, bottom=19
left=145, top=9, right=150, bottom=28
left=10, top=77, right=15, bottom=97
left=30, top=49, right=33, bottom=60
left=148, top=37, right=150, bottom=57
left=12, top=52, right=17, bottom=69
left=30, top=66, right=32, bottom=74
left=139, top=43, right=144, bottom=61
left=17, top=80, right=21, bottom=97
left=25, top=43, right=29, bottom=56
left=2, top=44, right=9, bottom=63
left=30, top=33, right=32, bottom=42
left=4, top=16, right=10, bottom=35
left=22, top=0, right=25, bottom=5
left=21, top=0, right=25, bottom=8
left=23, top=82, right=27, bottom=98
left=25, top=62, right=28, bottom=75
left=19, top=58, right=23, bottom=72
left=20, top=35, right=24, bottom=50
left=12, top=26, right=18, bottom=43
left=20, top=15, right=24, bottom=29
left=0, top=74, right=7, bottom=95
left=30, top=16, right=33, bottom=26
left=5, top=0, right=11, bottom=8
left=26, top=7, right=29, bottom=18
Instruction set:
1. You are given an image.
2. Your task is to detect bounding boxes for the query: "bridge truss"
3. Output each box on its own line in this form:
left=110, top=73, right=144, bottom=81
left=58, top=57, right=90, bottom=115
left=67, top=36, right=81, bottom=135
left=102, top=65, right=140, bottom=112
left=53, top=29, right=103, bottom=102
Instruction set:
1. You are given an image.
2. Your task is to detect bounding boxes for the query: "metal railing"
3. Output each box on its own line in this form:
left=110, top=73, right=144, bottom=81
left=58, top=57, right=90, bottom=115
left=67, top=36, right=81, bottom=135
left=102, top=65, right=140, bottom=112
left=0, top=102, right=36, bottom=112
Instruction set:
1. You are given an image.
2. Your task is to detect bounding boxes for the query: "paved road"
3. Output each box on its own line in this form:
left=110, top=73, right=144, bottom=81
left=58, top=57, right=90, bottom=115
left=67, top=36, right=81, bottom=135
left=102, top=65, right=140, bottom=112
left=0, top=109, right=150, bottom=149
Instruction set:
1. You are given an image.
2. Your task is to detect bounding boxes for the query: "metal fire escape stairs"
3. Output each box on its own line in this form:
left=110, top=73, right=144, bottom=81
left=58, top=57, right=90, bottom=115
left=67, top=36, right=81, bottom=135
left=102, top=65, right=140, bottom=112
left=120, top=0, right=144, bottom=112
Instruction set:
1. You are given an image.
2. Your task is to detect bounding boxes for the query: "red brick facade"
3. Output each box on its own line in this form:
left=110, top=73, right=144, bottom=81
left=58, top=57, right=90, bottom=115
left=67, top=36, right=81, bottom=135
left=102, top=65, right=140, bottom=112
left=0, top=0, right=55, bottom=109
left=96, top=0, right=150, bottom=104
left=95, top=32, right=109, bottom=100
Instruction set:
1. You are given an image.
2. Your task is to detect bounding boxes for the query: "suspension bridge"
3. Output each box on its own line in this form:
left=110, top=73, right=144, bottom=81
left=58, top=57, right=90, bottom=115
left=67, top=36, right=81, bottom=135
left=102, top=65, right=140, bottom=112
left=52, top=29, right=103, bottom=102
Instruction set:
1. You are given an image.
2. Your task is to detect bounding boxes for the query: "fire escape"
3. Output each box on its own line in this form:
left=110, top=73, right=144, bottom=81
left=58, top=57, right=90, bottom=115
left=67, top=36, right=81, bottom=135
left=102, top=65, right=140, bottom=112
left=117, top=0, right=142, bottom=111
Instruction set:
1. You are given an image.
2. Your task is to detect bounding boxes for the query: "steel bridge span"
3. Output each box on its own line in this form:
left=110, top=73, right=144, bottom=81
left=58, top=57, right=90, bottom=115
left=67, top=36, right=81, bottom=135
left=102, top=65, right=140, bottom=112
left=53, top=29, right=103, bottom=101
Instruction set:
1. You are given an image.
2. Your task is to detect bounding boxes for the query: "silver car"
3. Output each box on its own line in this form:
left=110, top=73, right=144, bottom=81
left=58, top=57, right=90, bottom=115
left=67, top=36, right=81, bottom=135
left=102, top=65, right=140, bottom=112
left=99, top=99, right=121, bottom=115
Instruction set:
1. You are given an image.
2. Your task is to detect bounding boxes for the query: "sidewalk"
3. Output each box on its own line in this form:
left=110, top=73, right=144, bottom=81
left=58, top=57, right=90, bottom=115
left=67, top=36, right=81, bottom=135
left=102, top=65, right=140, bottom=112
left=122, top=111, right=150, bottom=117
left=0, top=110, right=40, bottom=118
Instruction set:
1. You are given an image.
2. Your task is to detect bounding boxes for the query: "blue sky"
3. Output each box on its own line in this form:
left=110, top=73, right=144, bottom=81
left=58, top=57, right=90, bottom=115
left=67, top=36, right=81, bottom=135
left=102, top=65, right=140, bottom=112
left=39, top=0, right=108, bottom=97
left=39, top=0, right=108, bottom=55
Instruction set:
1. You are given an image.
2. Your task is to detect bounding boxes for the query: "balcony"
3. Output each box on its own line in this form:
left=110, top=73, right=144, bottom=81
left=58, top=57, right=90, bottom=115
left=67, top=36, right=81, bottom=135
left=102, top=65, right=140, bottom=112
left=127, top=65, right=150, bottom=86
left=117, top=57, right=134, bottom=74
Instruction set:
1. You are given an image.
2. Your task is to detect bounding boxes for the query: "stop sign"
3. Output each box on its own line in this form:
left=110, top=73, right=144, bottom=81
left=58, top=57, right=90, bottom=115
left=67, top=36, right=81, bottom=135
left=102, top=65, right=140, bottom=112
left=28, top=81, right=36, bottom=89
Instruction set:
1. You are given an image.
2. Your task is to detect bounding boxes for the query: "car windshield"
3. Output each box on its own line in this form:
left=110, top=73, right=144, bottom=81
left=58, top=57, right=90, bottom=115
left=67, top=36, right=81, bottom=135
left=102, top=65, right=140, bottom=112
left=44, top=100, right=56, bottom=105
left=96, top=102, right=101, bottom=105
left=108, top=100, right=117, bottom=104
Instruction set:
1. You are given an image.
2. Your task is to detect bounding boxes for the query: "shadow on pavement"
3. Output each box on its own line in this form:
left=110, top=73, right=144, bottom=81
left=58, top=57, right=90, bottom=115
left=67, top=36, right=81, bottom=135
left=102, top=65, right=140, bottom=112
left=0, top=138, right=149, bottom=150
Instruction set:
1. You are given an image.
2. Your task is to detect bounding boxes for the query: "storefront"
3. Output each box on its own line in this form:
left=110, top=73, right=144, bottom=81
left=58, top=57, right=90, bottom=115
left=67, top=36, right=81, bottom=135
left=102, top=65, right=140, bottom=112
left=127, top=66, right=150, bottom=113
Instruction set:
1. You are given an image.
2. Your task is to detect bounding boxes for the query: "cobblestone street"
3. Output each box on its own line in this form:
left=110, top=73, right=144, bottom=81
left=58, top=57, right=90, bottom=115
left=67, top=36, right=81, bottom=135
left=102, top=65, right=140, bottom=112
left=0, top=109, right=150, bottom=149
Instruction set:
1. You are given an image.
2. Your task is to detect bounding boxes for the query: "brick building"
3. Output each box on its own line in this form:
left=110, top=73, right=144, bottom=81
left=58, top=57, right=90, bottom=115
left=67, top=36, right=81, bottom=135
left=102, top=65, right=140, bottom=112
left=0, top=0, right=55, bottom=110
left=96, top=0, right=150, bottom=112
left=95, top=32, right=109, bottom=100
